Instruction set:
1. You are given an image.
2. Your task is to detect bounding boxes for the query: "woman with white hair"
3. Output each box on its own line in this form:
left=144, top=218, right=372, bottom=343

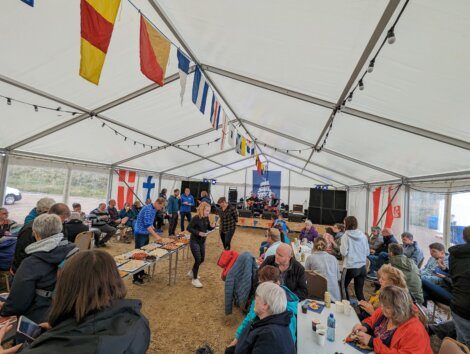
left=0, top=214, right=78, bottom=323
left=227, top=282, right=295, bottom=354
left=299, top=220, right=318, bottom=243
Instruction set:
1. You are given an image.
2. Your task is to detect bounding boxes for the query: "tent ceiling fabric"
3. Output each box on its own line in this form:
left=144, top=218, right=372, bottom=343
left=0, top=0, right=469, bottom=186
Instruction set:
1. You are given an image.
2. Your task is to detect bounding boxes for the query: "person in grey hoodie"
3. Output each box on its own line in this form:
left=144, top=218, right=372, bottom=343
left=340, top=216, right=370, bottom=301
left=401, top=232, right=424, bottom=267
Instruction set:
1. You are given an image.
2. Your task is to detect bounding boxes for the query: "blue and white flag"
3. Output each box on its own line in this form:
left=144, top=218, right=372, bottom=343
left=192, top=66, right=209, bottom=114
left=210, top=93, right=221, bottom=130
left=20, top=0, right=34, bottom=6
left=177, top=49, right=190, bottom=105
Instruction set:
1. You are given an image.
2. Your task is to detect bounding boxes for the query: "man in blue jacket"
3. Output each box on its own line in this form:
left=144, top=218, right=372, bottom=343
left=180, top=188, right=195, bottom=232
left=167, top=189, right=180, bottom=236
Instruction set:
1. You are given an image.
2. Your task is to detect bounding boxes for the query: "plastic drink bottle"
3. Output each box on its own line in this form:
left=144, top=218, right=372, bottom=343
left=327, top=313, right=336, bottom=342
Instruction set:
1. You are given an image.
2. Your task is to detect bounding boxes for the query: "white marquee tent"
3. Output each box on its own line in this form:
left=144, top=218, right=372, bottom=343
left=0, top=0, right=469, bottom=243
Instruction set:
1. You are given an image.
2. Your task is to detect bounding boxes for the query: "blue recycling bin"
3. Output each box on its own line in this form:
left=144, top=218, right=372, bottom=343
left=451, top=226, right=465, bottom=245
left=427, top=216, right=439, bottom=230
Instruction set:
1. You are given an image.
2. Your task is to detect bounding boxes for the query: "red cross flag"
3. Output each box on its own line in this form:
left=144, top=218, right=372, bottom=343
left=117, top=170, right=136, bottom=209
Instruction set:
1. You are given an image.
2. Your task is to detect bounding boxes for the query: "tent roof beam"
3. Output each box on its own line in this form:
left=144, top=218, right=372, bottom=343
left=147, top=0, right=268, bottom=162
left=4, top=69, right=194, bottom=151
left=189, top=156, right=253, bottom=178
left=239, top=118, right=404, bottom=178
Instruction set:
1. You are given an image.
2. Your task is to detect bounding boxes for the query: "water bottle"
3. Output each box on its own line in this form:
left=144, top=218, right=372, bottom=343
left=327, top=313, right=335, bottom=342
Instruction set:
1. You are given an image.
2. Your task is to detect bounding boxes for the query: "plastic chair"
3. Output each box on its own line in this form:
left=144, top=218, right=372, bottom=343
left=74, top=231, right=93, bottom=251
left=438, top=337, right=470, bottom=354
left=306, top=270, right=327, bottom=300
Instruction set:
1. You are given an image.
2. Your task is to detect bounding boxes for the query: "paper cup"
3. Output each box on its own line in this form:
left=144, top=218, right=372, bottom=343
left=344, top=304, right=352, bottom=315
left=316, top=330, right=326, bottom=346
left=335, top=301, right=344, bottom=313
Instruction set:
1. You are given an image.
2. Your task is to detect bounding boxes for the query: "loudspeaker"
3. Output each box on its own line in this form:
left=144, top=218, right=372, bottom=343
left=308, top=207, right=322, bottom=224
left=262, top=212, right=275, bottom=220
left=238, top=210, right=253, bottom=218
left=309, top=189, right=322, bottom=207
left=322, top=209, right=347, bottom=225
left=321, top=190, right=335, bottom=209
left=288, top=213, right=305, bottom=223
left=334, top=191, right=347, bottom=210
left=228, top=188, right=238, bottom=204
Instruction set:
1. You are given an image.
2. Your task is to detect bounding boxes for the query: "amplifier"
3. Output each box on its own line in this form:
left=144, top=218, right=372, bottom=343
left=288, top=213, right=306, bottom=223
left=238, top=210, right=253, bottom=218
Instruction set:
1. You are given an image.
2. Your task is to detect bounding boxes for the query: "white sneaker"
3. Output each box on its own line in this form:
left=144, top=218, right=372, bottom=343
left=191, top=278, right=203, bottom=288
left=187, top=270, right=200, bottom=279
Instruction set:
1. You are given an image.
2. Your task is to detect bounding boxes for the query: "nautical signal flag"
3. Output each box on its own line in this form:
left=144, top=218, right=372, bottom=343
left=177, top=49, right=191, bottom=105
left=220, top=112, right=228, bottom=150
left=210, top=94, right=221, bottom=130
left=80, top=0, right=121, bottom=85
left=192, top=67, right=209, bottom=114
left=236, top=134, right=247, bottom=156
left=246, top=139, right=255, bottom=156
left=228, top=125, right=236, bottom=148
left=139, top=15, right=171, bottom=86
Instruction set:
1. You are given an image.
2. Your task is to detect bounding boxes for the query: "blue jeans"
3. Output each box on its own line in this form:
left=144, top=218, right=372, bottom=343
left=368, top=252, right=389, bottom=272
left=422, top=278, right=452, bottom=306
left=454, top=311, right=470, bottom=346
left=133, top=233, right=150, bottom=281
left=134, top=233, right=149, bottom=249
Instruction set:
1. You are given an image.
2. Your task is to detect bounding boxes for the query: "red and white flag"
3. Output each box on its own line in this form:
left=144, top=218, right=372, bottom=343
left=372, top=185, right=402, bottom=231
left=117, top=169, right=136, bottom=209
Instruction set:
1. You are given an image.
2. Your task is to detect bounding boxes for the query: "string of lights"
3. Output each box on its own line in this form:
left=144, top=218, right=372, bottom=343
left=315, top=0, right=410, bottom=153
left=0, top=93, right=82, bottom=115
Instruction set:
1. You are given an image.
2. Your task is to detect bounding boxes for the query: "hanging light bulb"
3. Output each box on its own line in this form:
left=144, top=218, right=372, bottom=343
left=124, top=137, right=127, bottom=141
left=34, top=105, right=38, bottom=112
left=358, top=80, right=364, bottom=91
left=367, top=59, right=375, bottom=73
left=347, top=93, right=353, bottom=102
left=6, top=98, right=11, bottom=105
left=134, top=141, right=136, bottom=146
left=387, top=28, right=396, bottom=44
left=101, top=122, right=105, bottom=128
left=114, top=130, right=118, bottom=135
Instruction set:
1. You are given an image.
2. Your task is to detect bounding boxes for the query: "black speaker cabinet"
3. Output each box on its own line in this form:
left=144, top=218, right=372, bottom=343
left=309, top=189, right=322, bottom=208
left=321, top=190, right=335, bottom=209
left=238, top=210, right=253, bottom=218
left=228, top=188, right=238, bottom=204
left=334, top=191, right=347, bottom=210
left=308, top=207, right=322, bottom=224
left=262, top=212, right=275, bottom=220
left=288, top=213, right=305, bottom=223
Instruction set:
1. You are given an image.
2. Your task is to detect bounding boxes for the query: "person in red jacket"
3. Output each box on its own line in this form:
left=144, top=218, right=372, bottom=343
left=350, top=285, right=432, bottom=354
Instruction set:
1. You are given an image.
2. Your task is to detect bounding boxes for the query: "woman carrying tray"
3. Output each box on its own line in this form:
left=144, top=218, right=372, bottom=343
left=187, top=202, right=216, bottom=288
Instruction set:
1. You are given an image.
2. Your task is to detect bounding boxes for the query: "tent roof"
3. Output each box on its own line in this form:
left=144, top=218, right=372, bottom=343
left=1, top=0, right=469, bottom=187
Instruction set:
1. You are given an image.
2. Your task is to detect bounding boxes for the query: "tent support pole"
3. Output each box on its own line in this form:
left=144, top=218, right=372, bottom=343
left=63, top=166, right=72, bottom=206
left=158, top=173, right=162, bottom=197
left=0, top=154, right=10, bottom=207
left=444, top=189, right=453, bottom=249
left=107, top=169, right=114, bottom=202
left=243, top=169, right=248, bottom=200
left=403, top=182, right=410, bottom=231
left=364, top=185, right=370, bottom=231
left=287, top=170, right=291, bottom=207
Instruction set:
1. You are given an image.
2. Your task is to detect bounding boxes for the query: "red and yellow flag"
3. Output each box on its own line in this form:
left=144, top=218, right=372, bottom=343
left=80, top=0, right=121, bottom=85
left=139, top=15, right=171, bottom=86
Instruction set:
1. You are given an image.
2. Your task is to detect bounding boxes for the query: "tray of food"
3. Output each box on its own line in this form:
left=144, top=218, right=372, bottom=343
left=159, top=237, right=174, bottom=245
left=162, top=243, right=179, bottom=251
left=118, top=270, right=129, bottom=278
left=119, top=260, right=148, bottom=273
left=114, top=255, right=130, bottom=266
left=149, top=248, right=168, bottom=258
left=141, top=243, right=159, bottom=252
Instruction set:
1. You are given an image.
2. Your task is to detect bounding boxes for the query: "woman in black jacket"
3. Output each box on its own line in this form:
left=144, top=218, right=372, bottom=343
left=21, top=250, right=150, bottom=354
left=187, top=202, right=215, bottom=288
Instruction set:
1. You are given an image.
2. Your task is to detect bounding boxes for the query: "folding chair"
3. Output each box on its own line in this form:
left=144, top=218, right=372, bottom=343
left=306, top=270, right=327, bottom=300
left=438, top=337, right=470, bottom=354
left=74, top=231, right=93, bottom=251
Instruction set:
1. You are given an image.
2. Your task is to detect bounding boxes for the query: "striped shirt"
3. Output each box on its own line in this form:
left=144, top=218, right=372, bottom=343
left=134, top=203, right=156, bottom=235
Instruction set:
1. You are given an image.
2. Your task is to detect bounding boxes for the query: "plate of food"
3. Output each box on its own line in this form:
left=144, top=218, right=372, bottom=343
left=162, top=243, right=179, bottom=251
left=159, top=237, right=174, bottom=245
left=141, top=243, right=159, bottom=252
left=344, top=331, right=373, bottom=353
left=114, top=255, right=130, bottom=266
left=118, top=270, right=129, bottom=278
left=307, top=300, right=325, bottom=314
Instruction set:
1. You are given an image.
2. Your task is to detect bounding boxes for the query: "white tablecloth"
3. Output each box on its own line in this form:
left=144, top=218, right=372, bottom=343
left=297, top=301, right=374, bottom=354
